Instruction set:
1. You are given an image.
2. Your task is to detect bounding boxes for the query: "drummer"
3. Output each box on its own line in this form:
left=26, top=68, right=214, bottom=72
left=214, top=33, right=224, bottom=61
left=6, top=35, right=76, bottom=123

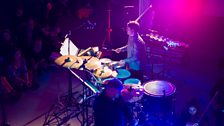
left=114, top=21, right=146, bottom=82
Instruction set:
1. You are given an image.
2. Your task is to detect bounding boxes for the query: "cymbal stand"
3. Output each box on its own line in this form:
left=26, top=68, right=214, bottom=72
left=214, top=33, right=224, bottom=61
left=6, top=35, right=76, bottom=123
left=43, top=31, right=81, bottom=126
left=69, top=68, right=99, bottom=126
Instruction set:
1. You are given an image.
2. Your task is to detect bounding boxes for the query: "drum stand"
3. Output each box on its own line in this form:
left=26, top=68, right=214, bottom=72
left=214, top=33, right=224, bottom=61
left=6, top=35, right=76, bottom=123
left=43, top=32, right=97, bottom=126
left=43, top=64, right=80, bottom=126
left=43, top=67, right=99, bottom=126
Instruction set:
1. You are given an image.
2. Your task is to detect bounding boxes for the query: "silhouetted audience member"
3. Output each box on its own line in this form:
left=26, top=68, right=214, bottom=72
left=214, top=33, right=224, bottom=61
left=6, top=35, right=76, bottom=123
left=178, top=99, right=210, bottom=126
left=18, top=17, right=43, bottom=54
left=28, top=37, right=48, bottom=70
left=42, top=1, right=59, bottom=26
left=11, top=5, right=26, bottom=38
left=26, top=37, right=49, bottom=89
left=6, top=48, right=32, bottom=91
left=0, top=30, right=16, bottom=62
left=0, top=60, right=19, bottom=101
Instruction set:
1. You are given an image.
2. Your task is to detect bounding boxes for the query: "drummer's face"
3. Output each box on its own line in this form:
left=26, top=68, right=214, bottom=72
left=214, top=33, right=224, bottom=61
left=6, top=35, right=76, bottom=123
left=126, top=26, right=134, bottom=36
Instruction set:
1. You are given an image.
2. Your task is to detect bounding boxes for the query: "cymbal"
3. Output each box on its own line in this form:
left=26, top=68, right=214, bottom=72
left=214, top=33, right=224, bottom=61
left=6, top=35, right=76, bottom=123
left=54, top=55, right=83, bottom=68
left=94, top=67, right=112, bottom=78
left=80, top=56, right=101, bottom=70
left=100, top=58, right=112, bottom=64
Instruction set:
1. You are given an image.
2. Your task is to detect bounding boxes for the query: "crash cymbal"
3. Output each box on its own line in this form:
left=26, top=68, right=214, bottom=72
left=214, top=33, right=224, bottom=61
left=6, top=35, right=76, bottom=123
left=79, top=56, right=101, bottom=70
left=94, top=66, right=112, bottom=78
left=54, top=55, right=83, bottom=69
left=100, top=58, right=112, bottom=64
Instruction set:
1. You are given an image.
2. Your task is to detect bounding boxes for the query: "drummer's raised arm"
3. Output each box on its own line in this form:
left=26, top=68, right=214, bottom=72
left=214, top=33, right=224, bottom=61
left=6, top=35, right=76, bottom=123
left=113, top=45, right=128, bottom=53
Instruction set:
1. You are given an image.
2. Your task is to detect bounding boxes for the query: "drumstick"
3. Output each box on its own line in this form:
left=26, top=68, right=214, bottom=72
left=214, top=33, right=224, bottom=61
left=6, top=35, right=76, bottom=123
left=135, top=4, right=152, bottom=22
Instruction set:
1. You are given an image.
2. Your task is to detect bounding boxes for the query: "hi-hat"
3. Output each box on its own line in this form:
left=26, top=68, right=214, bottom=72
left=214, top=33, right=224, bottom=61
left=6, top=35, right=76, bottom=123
left=54, top=55, right=83, bottom=69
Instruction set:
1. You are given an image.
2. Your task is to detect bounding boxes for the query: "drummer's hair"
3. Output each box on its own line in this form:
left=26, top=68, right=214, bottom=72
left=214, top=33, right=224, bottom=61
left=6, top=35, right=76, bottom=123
left=105, top=78, right=123, bottom=90
left=127, top=20, right=140, bottom=32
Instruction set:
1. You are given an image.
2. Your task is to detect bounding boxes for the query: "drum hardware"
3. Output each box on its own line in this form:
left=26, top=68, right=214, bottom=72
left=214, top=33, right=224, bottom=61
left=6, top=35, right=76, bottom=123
left=45, top=32, right=101, bottom=125
left=109, top=60, right=126, bottom=70
left=143, top=80, right=176, bottom=97
left=79, top=56, right=101, bottom=70
left=44, top=31, right=83, bottom=125
left=54, top=55, right=83, bottom=69
left=137, top=80, right=176, bottom=126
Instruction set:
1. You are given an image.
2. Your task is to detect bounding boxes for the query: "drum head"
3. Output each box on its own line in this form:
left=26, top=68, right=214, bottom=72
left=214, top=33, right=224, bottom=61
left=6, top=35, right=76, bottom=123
left=116, top=69, right=131, bottom=79
left=143, top=80, right=176, bottom=97
left=124, top=78, right=141, bottom=86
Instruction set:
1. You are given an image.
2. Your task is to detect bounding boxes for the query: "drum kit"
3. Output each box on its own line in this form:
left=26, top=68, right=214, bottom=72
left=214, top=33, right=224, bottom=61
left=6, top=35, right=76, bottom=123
left=54, top=51, right=177, bottom=125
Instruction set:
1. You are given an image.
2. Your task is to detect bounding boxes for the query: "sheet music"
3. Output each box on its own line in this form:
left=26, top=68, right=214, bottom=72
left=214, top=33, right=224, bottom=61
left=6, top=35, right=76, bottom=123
left=60, top=37, right=79, bottom=56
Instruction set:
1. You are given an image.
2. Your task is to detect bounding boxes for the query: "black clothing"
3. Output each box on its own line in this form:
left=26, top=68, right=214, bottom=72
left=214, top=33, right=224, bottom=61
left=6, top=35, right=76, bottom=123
left=93, top=91, right=133, bottom=126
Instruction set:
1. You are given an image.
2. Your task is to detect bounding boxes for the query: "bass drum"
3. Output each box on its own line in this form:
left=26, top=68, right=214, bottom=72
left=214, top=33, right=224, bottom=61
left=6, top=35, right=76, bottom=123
left=140, top=80, right=176, bottom=126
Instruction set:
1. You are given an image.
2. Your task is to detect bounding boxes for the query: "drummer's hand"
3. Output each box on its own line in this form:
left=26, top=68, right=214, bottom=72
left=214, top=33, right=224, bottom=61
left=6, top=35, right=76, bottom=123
left=114, top=48, right=122, bottom=53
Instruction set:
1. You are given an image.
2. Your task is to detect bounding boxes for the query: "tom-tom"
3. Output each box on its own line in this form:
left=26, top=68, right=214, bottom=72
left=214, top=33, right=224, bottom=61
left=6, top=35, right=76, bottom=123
left=116, top=69, right=131, bottom=82
left=121, top=78, right=144, bottom=103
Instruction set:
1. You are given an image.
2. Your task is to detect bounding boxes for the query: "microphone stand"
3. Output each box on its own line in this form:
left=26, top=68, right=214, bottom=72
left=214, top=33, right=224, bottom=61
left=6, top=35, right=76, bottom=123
left=101, top=0, right=112, bottom=53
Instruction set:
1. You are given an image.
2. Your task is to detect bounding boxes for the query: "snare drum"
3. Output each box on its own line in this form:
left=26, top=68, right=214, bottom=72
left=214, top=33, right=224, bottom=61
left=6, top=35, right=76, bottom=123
left=121, top=78, right=143, bottom=103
